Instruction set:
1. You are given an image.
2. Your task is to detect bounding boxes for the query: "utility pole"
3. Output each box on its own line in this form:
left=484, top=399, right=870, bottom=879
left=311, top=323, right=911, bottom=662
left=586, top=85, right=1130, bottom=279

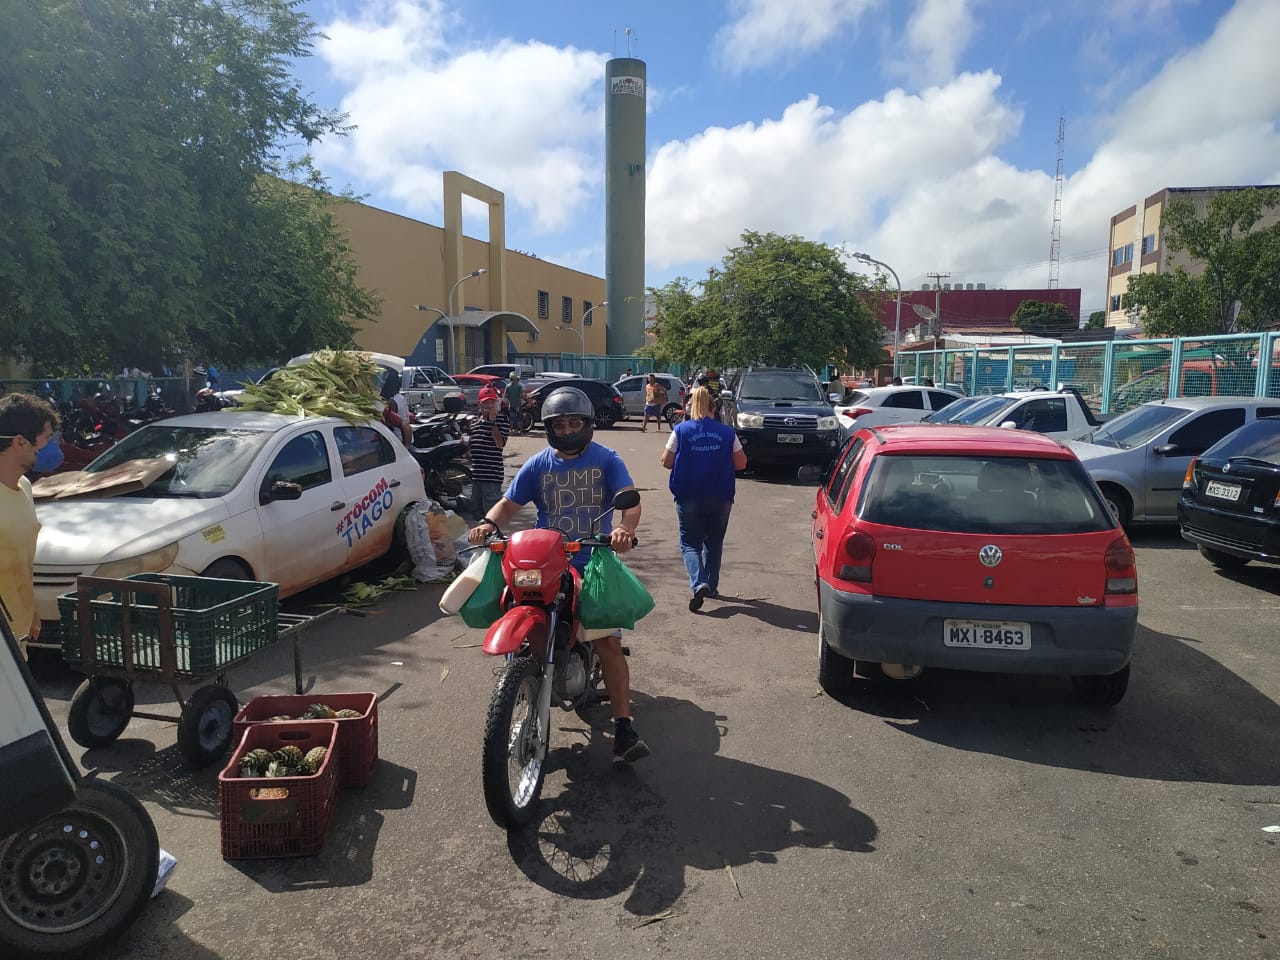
left=926, top=272, right=950, bottom=350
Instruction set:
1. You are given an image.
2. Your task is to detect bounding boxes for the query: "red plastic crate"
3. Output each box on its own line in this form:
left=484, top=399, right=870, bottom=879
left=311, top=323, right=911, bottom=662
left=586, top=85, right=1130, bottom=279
left=232, top=692, right=378, bottom=788
left=219, top=721, right=339, bottom=860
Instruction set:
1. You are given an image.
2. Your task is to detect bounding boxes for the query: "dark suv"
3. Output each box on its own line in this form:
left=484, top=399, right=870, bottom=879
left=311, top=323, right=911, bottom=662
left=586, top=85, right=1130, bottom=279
left=720, top=367, right=841, bottom=466
left=524, top=378, right=625, bottom=428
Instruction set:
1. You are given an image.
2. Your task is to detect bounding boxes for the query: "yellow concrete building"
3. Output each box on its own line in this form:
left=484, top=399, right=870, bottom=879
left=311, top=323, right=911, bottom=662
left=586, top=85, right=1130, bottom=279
left=1105, top=185, right=1280, bottom=329
left=334, top=172, right=607, bottom=371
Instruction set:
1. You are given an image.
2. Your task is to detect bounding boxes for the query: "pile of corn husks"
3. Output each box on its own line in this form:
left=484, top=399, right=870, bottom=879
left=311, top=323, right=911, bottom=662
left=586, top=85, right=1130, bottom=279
left=235, top=350, right=384, bottom=422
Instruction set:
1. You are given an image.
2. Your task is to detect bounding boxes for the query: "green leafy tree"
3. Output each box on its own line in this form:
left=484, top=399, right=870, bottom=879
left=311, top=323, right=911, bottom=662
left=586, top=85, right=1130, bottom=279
left=1126, top=187, right=1280, bottom=336
left=0, top=0, right=376, bottom=372
left=1010, top=299, right=1077, bottom=337
left=648, top=232, right=883, bottom=371
left=1085, top=310, right=1106, bottom=329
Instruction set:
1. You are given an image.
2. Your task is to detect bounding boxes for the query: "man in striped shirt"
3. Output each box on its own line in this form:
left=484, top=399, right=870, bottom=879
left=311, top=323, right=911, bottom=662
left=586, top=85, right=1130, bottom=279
left=469, top=386, right=510, bottom=517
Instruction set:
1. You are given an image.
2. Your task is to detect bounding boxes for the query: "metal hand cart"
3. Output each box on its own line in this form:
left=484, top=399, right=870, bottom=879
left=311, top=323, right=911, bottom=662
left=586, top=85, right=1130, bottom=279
left=58, top=574, right=345, bottom=767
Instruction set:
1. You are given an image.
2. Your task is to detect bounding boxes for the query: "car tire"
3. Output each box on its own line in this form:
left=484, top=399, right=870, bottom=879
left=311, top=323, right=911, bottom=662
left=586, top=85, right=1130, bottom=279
left=1098, top=483, right=1132, bottom=527
left=662, top=402, right=681, bottom=426
left=0, top=778, right=159, bottom=960
left=1198, top=545, right=1249, bottom=569
left=817, top=615, right=854, bottom=696
left=1071, top=662, right=1130, bottom=708
left=200, top=557, right=251, bottom=580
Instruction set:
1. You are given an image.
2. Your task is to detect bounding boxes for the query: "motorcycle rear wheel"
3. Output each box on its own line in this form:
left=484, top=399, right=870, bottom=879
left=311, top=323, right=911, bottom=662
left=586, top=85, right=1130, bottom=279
left=482, top=656, right=546, bottom=829
left=428, top=460, right=472, bottom=512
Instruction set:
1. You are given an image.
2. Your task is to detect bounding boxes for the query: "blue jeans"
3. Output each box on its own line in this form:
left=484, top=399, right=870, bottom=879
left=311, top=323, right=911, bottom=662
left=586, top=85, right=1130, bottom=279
left=473, top=480, right=504, bottom=518
left=674, top=498, right=733, bottom=594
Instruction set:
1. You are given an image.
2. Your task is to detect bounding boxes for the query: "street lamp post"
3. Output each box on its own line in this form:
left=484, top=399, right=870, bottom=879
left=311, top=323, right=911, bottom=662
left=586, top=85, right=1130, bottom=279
left=576, top=301, right=607, bottom=360
left=414, top=305, right=447, bottom=366
left=444, top=268, right=488, bottom=372
left=554, top=325, right=585, bottom=357
left=853, top=252, right=901, bottom=378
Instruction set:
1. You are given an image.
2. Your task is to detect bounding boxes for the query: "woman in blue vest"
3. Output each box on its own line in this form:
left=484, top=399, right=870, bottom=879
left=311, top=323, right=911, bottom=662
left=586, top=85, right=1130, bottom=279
left=660, top=386, right=748, bottom=611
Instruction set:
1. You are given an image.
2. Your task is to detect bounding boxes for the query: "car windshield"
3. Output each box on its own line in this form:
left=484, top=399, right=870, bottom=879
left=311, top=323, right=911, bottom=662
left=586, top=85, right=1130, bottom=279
left=1204, top=418, right=1280, bottom=461
left=922, top=396, right=983, bottom=423
left=948, top=396, right=1020, bottom=424
left=859, top=455, right=1113, bottom=535
left=739, top=373, right=825, bottom=402
left=85, top=424, right=273, bottom=498
left=1081, top=403, right=1187, bottom=449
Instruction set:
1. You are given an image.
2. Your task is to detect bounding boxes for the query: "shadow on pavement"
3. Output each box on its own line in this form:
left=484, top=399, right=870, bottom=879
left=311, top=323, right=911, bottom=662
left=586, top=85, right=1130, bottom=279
left=229, top=759, right=419, bottom=891
left=826, top=624, right=1280, bottom=785
left=507, top=693, right=877, bottom=915
left=84, top=741, right=221, bottom=819
left=1209, top=561, right=1280, bottom=597
left=1127, top=525, right=1195, bottom=551
left=104, top=891, right=222, bottom=960
left=699, top=596, right=818, bottom=633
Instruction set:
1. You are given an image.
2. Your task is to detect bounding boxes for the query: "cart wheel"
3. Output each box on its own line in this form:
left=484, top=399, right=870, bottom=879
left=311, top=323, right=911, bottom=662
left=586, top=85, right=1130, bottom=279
left=176, top=684, right=238, bottom=767
left=66, top=679, right=134, bottom=749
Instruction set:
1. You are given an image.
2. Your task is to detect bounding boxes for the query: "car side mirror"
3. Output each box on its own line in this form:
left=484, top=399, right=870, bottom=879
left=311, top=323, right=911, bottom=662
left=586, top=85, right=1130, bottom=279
left=719, top=390, right=734, bottom=402
left=263, top=479, right=303, bottom=503
left=1152, top=443, right=1179, bottom=456
left=828, top=392, right=844, bottom=404
left=999, top=420, right=1019, bottom=430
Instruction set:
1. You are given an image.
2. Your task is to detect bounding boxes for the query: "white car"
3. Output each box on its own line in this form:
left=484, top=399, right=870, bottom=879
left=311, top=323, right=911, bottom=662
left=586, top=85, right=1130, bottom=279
left=32, top=412, right=428, bottom=629
left=835, top=385, right=964, bottom=436
left=613, top=373, right=687, bottom=418
left=403, top=365, right=465, bottom=412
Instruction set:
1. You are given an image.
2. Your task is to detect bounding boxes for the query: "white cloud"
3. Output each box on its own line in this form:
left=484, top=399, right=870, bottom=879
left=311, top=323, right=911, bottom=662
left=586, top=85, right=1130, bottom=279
left=314, top=1, right=605, bottom=232
left=898, top=0, right=975, bottom=86
left=714, top=0, right=881, bottom=73
left=649, top=0, right=1280, bottom=312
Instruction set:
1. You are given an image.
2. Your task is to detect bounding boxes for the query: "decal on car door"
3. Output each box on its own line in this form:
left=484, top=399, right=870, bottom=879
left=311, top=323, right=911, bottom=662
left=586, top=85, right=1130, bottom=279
left=336, top=476, right=394, bottom=547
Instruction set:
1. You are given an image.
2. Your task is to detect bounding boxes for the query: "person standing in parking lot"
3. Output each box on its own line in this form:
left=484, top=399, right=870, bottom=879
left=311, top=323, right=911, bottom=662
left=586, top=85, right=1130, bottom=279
left=504, top=372, right=524, bottom=435
left=641, top=373, right=668, bottom=432
left=661, top=386, right=747, bottom=611
left=469, top=386, right=510, bottom=517
left=0, top=394, right=59, bottom=658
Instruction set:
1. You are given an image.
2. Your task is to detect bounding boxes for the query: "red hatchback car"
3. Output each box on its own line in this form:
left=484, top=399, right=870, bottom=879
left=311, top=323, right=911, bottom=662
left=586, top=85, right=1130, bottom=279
left=813, top=425, right=1138, bottom=706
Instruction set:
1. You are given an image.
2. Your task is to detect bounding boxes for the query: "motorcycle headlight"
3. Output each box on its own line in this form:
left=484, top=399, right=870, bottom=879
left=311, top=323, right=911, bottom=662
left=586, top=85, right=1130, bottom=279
left=817, top=416, right=839, bottom=431
left=736, top=413, right=765, bottom=429
left=512, top=569, right=542, bottom=588
left=94, top=542, right=181, bottom=580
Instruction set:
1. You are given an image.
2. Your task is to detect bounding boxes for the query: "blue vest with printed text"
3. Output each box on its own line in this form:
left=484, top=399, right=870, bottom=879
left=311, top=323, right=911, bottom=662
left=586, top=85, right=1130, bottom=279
left=669, top=417, right=737, bottom=503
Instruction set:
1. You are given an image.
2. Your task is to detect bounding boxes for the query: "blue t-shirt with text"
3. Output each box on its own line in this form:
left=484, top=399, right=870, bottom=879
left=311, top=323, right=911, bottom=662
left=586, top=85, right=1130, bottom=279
left=505, top=443, right=634, bottom=568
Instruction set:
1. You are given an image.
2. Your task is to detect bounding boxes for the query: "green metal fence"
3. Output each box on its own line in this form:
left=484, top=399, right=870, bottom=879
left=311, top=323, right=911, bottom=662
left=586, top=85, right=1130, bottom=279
left=511, top=353, right=656, bottom=382
left=901, top=332, right=1280, bottom=415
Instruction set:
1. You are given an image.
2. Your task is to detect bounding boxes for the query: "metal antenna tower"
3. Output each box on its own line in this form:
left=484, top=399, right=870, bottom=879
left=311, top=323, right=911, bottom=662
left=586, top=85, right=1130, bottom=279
left=1048, top=112, right=1065, bottom=289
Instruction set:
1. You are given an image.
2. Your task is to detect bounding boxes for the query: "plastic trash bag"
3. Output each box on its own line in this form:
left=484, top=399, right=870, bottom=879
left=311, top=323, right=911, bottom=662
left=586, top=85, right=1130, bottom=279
left=578, top=549, right=655, bottom=630
left=458, top=549, right=506, bottom=628
left=404, top=507, right=446, bottom=582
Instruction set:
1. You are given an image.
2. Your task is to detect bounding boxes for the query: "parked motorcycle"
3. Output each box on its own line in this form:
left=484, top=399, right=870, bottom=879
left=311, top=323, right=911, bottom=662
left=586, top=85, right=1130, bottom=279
left=409, top=394, right=473, bottom=515
left=478, top=489, right=641, bottom=829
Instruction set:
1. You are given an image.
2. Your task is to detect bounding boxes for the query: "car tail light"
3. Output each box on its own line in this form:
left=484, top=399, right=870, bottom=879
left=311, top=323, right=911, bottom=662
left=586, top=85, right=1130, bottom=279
left=837, top=530, right=875, bottom=582
left=1182, top=458, right=1197, bottom=488
left=613, top=396, right=622, bottom=405
left=1104, top=537, right=1137, bottom=596
left=841, top=407, right=873, bottom=421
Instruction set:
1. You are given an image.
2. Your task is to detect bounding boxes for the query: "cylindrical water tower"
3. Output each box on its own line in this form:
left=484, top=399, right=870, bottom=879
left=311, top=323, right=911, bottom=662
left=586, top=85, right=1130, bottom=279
left=604, top=58, right=646, bottom=356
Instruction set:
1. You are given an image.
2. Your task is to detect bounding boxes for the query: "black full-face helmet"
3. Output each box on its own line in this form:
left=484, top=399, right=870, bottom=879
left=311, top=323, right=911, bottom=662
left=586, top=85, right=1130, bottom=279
left=541, top=386, right=595, bottom=454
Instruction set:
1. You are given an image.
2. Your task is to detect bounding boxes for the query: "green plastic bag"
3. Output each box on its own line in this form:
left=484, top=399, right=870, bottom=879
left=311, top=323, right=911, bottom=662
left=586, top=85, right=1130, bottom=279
left=578, top=549, right=655, bottom=630
left=458, top=550, right=506, bottom=628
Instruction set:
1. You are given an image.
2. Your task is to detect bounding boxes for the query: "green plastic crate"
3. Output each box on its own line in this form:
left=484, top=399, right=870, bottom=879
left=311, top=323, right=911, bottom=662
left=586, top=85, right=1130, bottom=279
left=58, top=574, right=279, bottom=679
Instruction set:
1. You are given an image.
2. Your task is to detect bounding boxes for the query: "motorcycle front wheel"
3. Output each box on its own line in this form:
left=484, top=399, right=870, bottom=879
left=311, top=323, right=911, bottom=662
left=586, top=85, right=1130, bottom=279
left=428, top=460, right=472, bottom=512
left=482, top=656, right=546, bottom=829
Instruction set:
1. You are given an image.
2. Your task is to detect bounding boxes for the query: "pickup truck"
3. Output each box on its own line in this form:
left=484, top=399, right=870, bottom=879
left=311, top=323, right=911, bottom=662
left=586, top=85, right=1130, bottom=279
left=404, top=365, right=465, bottom=413
left=942, top=387, right=1105, bottom=441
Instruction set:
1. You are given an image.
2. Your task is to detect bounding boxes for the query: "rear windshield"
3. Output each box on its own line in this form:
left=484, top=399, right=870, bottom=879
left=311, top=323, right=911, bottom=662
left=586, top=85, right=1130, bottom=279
left=1205, top=417, right=1280, bottom=462
left=858, top=455, right=1114, bottom=534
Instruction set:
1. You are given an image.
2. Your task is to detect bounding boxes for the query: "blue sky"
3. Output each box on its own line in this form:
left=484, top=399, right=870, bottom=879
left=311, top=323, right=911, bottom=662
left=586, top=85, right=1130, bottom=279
left=295, top=0, right=1280, bottom=315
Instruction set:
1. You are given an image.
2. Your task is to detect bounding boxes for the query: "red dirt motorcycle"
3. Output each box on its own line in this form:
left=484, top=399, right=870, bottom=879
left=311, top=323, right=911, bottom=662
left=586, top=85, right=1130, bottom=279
left=478, top=489, right=641, bottom=829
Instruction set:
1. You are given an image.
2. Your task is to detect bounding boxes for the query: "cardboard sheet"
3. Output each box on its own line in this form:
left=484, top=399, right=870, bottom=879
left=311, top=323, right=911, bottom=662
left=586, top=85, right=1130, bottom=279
left=32, top=458, right=173, bottom=500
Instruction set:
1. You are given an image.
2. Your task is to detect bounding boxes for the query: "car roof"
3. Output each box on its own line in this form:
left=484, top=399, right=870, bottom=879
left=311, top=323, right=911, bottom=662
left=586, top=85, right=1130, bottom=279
left=1139, top=395, right=1277, bottom=411
left=152, top=411, right=338, bottom=431
left=862, top=423, right=1076, bottom=458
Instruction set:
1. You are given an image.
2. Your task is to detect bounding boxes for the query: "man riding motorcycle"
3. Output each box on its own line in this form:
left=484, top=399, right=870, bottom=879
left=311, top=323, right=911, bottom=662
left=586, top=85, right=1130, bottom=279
left=467, top=386, right=649, bottom=762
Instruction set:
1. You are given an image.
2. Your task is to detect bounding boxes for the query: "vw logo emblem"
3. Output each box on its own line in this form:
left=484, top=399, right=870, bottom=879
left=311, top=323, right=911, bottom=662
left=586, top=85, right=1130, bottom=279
left=784, top=417, right=797, bottom=426
left=978, top=545, right=1003, bottom=567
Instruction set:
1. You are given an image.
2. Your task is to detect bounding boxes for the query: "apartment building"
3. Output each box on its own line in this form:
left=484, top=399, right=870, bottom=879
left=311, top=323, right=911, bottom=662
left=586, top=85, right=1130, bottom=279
left=1105, top=185, right=1280, bottom=329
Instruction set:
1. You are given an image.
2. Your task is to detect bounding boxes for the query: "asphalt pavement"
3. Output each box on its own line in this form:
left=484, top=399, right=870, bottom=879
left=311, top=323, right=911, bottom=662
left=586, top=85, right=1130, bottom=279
left=29, top=420, right=1280, bottom=960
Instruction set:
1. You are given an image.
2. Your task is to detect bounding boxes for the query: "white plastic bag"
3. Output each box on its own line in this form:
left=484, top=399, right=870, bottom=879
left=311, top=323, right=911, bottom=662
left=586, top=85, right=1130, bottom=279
left=405, top=507, right=446, bottom=582
left=439, top=549, right=490, bottom=615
